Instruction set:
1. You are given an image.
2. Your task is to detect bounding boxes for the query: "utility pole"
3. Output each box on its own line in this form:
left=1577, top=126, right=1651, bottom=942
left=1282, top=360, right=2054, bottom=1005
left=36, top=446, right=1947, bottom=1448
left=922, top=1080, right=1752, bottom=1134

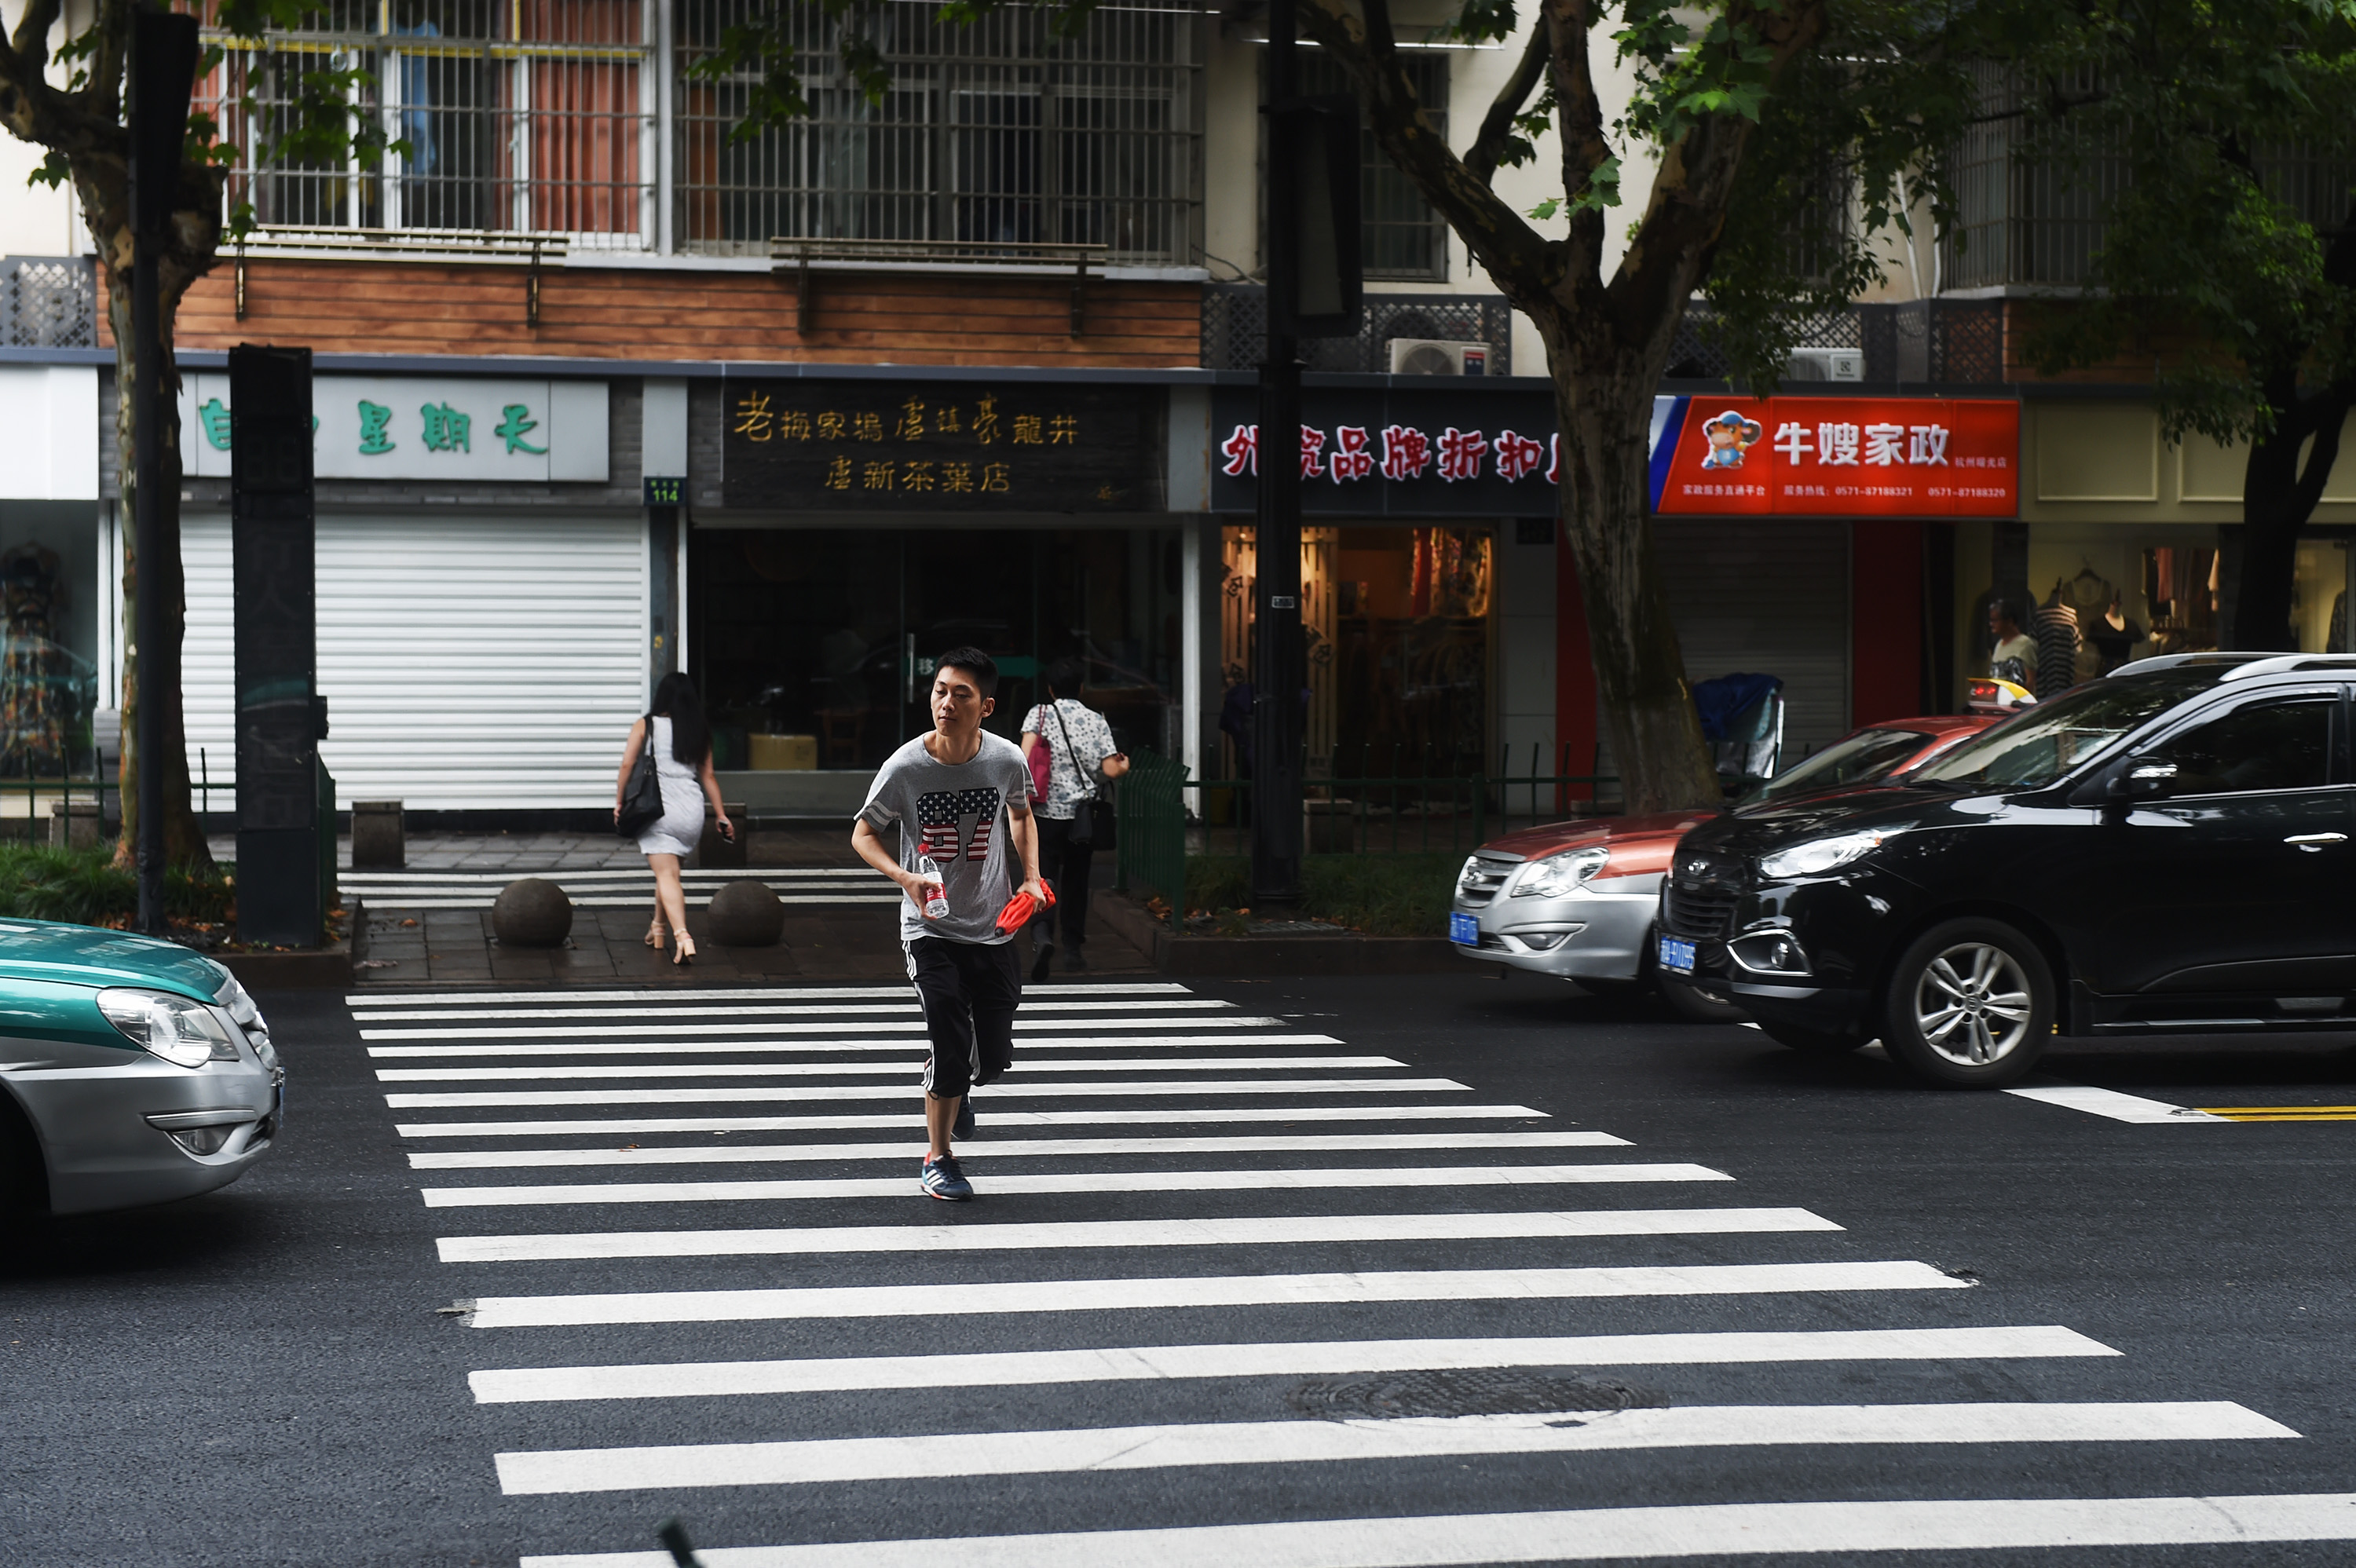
left=128, top=8, right=199, bottom=934
left=1251, top=2, right=1359, bottom=909
left=1250, top=0, right=1306, bottom=909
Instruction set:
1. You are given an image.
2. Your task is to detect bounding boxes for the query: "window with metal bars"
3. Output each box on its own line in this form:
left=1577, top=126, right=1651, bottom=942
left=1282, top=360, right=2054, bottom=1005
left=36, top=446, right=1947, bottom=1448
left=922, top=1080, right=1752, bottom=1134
left=674, top=0, right=1204, bottom=263
left=1266, top=49, right=1449, bottom=283
left=1941, top=61, right=2355, bottom=291
left=195, top=0, right=658, bottom=248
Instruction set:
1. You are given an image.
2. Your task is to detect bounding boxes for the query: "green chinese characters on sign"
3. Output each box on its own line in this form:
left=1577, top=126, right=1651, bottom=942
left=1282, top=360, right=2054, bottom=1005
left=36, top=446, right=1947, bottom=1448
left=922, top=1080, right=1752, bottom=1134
left=357, top=400, right=396, bottom=455
left=197, top=398, right=233, bottom=451
left=495, top=403, right=547, bottom=455
left=421, top=401, right=472, bottom=453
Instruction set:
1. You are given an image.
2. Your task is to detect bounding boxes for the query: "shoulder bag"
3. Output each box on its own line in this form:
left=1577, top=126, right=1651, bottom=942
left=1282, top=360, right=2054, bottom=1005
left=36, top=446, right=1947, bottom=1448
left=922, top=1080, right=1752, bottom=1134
left=616, top=716, right=666, bottom=839
left=1049, top=700, right=1117, bottom=851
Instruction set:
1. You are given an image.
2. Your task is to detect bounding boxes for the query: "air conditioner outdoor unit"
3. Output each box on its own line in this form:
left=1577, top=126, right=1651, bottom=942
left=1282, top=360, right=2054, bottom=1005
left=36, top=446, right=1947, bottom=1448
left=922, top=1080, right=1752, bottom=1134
left=1389, top=338, right=1491, bottom=376
left=1783, top=346, right=1864, bottom=382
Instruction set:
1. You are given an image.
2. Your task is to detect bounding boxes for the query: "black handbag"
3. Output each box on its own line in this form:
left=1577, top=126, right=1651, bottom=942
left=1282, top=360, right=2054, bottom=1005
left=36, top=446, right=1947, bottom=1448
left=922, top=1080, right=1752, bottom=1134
left=616, top=716, right=665, bottom=839
left=1050, top=700, right=1117, bottom=851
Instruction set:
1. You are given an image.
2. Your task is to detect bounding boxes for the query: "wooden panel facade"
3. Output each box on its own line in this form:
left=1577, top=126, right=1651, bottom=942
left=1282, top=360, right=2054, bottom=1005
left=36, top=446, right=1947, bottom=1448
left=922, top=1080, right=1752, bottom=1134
left=120, top=259, right=1203, bottom=368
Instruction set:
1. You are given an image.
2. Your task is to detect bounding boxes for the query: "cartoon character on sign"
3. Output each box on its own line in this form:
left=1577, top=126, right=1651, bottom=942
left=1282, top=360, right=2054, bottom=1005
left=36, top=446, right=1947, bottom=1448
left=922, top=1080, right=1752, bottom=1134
left=1699, top=410, right=1764, bottom=470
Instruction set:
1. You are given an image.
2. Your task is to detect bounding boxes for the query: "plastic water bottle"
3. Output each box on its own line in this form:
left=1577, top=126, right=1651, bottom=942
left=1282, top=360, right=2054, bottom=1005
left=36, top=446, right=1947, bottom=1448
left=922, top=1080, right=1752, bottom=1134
left=915, top=855, right=949, bottom=921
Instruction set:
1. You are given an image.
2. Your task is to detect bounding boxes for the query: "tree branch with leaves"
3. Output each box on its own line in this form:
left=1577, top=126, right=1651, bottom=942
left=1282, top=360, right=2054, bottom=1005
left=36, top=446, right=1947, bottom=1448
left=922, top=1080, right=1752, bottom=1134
left=1, top=0, right=396, bottom=868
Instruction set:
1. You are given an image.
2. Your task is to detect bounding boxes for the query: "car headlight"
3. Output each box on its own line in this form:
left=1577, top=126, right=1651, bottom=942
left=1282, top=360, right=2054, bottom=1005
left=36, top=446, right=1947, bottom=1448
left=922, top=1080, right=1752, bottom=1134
left=97, top=988, right=240, bottom=1069
left=1758, top=830, right=1893, bottom=880
left=1511, top=846, right=1611, bottom=898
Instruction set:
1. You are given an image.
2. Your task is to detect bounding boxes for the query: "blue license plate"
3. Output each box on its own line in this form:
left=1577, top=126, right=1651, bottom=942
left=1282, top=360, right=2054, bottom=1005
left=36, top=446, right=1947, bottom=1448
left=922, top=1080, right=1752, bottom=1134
left=1449, top=912, right=1480, bottom=946
left=1657, top=934, right=1696, bottom=974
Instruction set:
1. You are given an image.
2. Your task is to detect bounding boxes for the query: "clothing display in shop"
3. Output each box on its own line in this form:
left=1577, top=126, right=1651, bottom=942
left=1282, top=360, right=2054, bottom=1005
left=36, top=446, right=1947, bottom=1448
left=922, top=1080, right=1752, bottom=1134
left=0, top=544, right=72, bottom=776
left=1407, top=528, right=1492, bottom=619
left=2086, top=601, right=2147, bottom=675
left=2032, top=590, right=2081, bottom=699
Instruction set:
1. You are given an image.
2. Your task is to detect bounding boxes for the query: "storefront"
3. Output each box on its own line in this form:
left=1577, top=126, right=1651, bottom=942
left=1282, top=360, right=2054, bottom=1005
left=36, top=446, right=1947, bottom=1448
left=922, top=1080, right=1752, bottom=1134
left=148, top=367, right=650, bottom=815
left=0, top=366, right=104, bottom=783
left=695, top=375, right=1195, bottom=813
left=1205, top=385, right=2025, bottom=791
left=1966, top=399, right=2356, bottom=700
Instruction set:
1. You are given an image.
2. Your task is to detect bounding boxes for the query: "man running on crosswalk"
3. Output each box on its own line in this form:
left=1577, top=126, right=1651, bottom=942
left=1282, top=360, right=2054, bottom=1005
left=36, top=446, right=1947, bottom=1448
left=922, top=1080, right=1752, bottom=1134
left=852, top=645, right=1047, bottom=1201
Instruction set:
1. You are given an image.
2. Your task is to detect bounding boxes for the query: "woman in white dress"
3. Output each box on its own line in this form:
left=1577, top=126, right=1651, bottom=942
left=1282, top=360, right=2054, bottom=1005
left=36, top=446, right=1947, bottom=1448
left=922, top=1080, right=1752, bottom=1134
left=613, top=673, right=733, bottom=965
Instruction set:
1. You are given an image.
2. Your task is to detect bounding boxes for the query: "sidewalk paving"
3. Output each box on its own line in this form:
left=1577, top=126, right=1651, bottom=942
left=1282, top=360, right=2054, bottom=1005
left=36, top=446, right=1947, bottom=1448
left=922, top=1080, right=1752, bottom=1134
left=293, top=827, right=1155, bottom=987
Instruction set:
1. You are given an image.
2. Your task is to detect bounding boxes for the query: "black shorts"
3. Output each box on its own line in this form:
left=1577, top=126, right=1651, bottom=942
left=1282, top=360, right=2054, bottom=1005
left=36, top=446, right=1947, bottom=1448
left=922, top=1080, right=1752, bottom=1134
left=908, top=936, right=1022, bottom=1099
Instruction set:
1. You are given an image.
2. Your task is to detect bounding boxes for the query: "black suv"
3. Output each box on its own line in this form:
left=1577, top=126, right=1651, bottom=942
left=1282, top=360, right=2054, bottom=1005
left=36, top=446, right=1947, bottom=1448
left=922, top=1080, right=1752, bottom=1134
left=1666, top=654, right=2356, bottom=1086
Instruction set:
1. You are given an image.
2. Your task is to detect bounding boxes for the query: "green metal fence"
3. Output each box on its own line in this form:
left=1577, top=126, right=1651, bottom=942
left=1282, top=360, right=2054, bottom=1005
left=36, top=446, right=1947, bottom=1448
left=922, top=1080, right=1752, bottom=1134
left=1112, top=744, right=1622, bottom=913
left=1112, top=748, right=1189, bottom=908
left=1192, top=744, right=1619, bottom=861
left=0, top=770, right=115, bottom=846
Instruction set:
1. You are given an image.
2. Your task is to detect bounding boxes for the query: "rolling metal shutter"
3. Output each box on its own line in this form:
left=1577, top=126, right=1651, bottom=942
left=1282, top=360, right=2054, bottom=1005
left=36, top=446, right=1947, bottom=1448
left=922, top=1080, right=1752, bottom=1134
left=181, top=513, right=649, bottom=810
left=1652, top=518, right=1853, bottom=756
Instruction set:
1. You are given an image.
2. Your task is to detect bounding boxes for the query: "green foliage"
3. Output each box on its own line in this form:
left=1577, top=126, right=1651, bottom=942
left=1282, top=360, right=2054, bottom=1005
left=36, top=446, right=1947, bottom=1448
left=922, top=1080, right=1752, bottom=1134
left=0, top=843, right=233, bottom=927
left=687, top=0, right=1097, bottom=135
left=18, top=0, right=405, bottom=239
left=1183, top=853, right=1461, bottom=939
left=2002, top=0, right=2356, bottom=448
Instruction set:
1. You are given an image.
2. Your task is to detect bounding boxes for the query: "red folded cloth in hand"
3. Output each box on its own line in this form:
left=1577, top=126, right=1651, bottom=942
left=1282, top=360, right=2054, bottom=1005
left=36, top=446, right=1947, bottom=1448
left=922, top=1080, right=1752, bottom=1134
left=996, top=883, right=1057, bottom=934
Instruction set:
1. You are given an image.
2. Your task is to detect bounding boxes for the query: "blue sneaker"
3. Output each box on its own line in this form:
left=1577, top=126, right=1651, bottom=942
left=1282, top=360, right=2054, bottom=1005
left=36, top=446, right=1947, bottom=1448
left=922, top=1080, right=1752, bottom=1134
left=920, top=1154, right=973, bottom=1201
left=953, top=1098, right=975, bottom=1142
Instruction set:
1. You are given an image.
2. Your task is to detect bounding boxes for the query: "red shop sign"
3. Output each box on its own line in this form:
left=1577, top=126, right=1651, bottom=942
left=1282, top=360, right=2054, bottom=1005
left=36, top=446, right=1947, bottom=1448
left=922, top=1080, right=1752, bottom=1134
left=1649, top=396, right=2018, bottom=518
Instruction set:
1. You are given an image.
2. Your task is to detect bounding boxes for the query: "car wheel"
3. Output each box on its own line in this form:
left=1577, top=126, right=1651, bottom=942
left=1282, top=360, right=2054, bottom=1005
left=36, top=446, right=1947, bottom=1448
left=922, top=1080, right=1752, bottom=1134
left=1881, top=918, right=2054, bottom=1087
left=1758, top=1020, right=1868, bottom=1056
left=1659, top=975, right=1751, bottom=1025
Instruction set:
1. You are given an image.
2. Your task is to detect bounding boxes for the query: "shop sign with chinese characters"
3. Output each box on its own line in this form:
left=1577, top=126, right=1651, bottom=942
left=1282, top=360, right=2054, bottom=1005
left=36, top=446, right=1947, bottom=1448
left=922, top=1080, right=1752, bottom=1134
left=1207, top=389, right=2019, bottom=519
left=1208, top=388, right=1559, bottom=517
left=722, top=382, right=1157, bottom=511
left=1649, top=394, right=2018, bottom=517
left=174, top=375, right=609, bottom=482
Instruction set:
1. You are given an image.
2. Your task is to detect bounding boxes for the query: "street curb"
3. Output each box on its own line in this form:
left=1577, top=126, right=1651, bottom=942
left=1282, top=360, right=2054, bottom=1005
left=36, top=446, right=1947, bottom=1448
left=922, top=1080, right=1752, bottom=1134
left=214, top=946, right=355, bottom=989
left=1096, top=891, right=1465, bottom=976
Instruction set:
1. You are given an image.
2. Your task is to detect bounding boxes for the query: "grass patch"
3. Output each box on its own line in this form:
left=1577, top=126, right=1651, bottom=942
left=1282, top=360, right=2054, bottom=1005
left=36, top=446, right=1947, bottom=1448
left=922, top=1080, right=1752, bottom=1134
left=1182, top=852, right=1460, bottom=938
left=0, top=842, right=236, bottom=927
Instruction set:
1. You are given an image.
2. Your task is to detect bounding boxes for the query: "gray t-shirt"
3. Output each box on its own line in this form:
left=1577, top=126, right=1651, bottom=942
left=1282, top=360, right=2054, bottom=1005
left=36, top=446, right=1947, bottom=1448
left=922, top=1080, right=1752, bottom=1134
left=858, top=731, right=1032, bottom=947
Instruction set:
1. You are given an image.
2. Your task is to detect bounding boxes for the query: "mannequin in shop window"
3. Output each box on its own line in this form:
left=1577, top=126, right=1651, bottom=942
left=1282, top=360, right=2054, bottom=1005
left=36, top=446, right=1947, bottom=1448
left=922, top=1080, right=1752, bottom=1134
left=0, top=544, right=71, bottom=777
left=2086, top=594, right=2148, bottom=676
left=2033, top=583, right=2082, bottom=700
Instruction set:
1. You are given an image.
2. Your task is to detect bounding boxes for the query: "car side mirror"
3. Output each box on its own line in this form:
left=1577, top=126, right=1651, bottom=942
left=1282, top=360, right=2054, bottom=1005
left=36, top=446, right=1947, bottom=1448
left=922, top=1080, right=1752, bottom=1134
left=2106, top=760, right=2177, bottom=801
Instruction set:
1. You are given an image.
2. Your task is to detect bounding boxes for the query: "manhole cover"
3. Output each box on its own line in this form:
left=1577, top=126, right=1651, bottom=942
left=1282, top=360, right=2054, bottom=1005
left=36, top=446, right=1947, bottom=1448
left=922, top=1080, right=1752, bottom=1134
left=1287, top=1369, right=1668, bottom=1420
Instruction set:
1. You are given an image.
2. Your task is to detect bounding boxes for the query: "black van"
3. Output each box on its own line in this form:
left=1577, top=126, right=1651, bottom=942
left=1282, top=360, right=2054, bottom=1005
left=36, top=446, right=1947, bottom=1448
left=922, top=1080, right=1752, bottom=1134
left=1665, top=654, right=2356, bottom=1086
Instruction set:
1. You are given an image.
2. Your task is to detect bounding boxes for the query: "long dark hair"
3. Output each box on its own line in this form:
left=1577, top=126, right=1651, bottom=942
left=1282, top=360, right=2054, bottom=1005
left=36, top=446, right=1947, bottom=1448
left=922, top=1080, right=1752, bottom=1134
left=648, top=672, right=711, bottom=766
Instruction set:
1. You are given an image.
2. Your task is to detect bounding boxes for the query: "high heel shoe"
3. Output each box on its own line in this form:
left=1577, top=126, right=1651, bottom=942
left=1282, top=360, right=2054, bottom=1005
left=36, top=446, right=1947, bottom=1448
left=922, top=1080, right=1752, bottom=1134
left=645, top=919, right=666, bottom=951
left=672, top=928, right=697, bottom=966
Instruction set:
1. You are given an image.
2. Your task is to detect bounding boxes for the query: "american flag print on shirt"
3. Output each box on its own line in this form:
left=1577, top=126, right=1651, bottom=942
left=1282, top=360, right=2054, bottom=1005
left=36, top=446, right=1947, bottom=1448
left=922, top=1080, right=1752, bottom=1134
left=916, top=786, right=1001, bottom=862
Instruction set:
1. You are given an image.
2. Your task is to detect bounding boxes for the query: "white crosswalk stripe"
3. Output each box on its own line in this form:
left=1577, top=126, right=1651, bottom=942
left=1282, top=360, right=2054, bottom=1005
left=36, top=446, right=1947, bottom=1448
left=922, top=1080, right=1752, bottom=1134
left=462, top=1261, right=1971, bottom=1328
left=436, top=1207, right=1841, bottom=1263
left=419, top=1163, right=1733, bottom=1208
left=410, top=1130, right=1636, bottom=1170
left=393, top=1103, right=1556, bottom=1139
left=386, top=1076, right=1475, bottom=1109
left=498, top=1402, right=2295, bottom=1496
left=375, top=1054, right=1401, bottom=1082
left=346, top=979, right=2318, bottom=1566
left=514, top=1494, right=2356, bottom=1568
left=367, top=1033, right=1342, bottom=1058
left=466, top=1325, right=2120, bottom=1404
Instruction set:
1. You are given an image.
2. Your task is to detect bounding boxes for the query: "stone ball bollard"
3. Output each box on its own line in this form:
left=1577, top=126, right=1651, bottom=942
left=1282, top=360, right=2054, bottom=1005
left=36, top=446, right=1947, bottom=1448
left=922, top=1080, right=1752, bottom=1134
left=492, top=878, right=573, bottom=948
left=707, top=879, right=786, bottom=947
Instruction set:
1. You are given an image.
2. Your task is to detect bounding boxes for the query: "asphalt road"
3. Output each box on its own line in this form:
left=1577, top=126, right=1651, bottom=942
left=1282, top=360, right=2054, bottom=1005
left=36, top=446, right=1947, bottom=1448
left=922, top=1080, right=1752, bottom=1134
left=9, top=972, right=2356, bottom=1567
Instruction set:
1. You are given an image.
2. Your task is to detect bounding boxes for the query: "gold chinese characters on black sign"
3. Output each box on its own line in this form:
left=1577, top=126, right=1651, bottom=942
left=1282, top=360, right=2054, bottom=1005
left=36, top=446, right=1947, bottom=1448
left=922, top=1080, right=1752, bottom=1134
left=721, top=382, right=1157, bottom=512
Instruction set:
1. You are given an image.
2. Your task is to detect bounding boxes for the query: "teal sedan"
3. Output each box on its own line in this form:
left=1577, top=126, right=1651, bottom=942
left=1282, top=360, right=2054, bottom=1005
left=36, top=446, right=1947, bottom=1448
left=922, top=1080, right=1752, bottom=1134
left=0, top=922, right=282, bottom=1217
